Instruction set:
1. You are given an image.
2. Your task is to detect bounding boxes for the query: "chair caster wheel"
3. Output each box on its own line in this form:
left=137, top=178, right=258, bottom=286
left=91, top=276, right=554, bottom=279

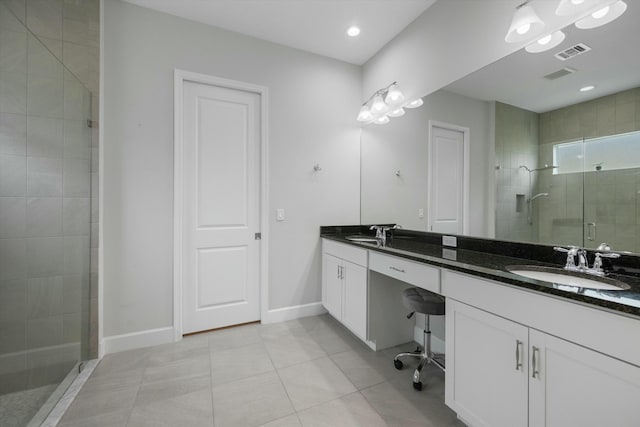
left=394, top=360, right=403, bottom=370
left=413, top=381, right=422, bottom=391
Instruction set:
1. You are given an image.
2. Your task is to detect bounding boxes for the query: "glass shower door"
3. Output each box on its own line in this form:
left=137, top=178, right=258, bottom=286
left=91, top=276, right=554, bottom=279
left=0, top=1, right=92, bottom=425
left=583, top=131, right=640, bottom=253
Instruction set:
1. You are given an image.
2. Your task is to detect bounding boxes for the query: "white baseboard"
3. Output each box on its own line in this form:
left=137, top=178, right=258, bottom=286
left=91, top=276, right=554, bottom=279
left=414, top=325, right=445, bottom=354
left=262, top=302, right=327, bottom=324
left=102, top=326, right=174, bottom=354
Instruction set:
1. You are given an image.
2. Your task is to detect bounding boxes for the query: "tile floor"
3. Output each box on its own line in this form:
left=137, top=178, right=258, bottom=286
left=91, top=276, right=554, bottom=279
left=57, top=314, right=464, bottom=427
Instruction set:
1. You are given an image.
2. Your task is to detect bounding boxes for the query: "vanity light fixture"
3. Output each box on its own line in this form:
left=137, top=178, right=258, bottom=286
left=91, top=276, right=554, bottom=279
left=357, top=81, right=411, bottom=124
left=346, top=26, right=360, bottom=37
left=388, top=107, right=405, bottom=118
left=405, top=98, right=423, bottom=108
left=505, top=1, right=545, bottom=43
left=575, top=0, right=627, bottom=29
left=556, top=0, right=600, bottom=16
left=525, top=30, right=566, bottom=53
left=373, top=116, right=390, bottom=125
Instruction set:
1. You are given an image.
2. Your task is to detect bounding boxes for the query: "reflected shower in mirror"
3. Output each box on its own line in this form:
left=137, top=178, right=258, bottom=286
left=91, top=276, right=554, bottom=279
left=360, top=1, right=640, bottom=255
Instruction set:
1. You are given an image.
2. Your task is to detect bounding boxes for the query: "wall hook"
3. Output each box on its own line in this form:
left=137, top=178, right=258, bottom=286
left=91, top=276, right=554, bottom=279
left=395, top=170, right=401, bottom=177
left=313, top=163, right=322, bottom=172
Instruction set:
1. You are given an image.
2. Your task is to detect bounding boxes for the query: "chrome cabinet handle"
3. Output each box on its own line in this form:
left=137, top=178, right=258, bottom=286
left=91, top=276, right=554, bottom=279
left=532, top=346, right=540, bottom=378
left=389, top=266, right=405, bottom=273
left=515, top=340, right=523, bottom=371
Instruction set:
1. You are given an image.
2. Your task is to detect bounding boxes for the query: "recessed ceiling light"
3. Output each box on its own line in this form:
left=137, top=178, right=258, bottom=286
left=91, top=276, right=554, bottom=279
left=346, top=26, right=360, bottom=37
left=580, top=85, right=595, bottom=92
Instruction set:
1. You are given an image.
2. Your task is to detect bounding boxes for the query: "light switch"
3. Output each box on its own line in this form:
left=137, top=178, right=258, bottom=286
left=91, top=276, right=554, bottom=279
left=418, top=208, right=424, bottom=218
left=276, top=208, right=285, bottom=221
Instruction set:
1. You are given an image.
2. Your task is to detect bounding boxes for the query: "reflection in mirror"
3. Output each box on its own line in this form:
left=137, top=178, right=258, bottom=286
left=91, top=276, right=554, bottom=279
left=360, top=90, right=493, bottom=238
left=361, top=1, right=640, bottom=254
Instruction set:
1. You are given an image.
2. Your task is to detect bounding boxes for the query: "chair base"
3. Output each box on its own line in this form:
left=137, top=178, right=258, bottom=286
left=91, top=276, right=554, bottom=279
left=394, top=345, right=445, bottom=390
left=394, top=312, right=445, bottom=391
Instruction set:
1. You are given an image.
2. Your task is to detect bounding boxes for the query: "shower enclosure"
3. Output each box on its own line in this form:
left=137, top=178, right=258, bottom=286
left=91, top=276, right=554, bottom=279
left=0, top=2, right=93, bottom=425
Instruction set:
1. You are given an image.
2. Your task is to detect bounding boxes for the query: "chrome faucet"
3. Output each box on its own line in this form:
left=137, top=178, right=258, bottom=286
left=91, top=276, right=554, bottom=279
left=369, top=224, right=401, bottom=246
left=553, top=246, right=621, bottom=276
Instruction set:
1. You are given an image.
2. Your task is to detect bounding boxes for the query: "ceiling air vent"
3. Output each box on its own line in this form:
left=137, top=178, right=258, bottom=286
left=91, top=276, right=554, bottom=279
left=555, top=43, right=592, bottom=61
left=544, top=67, right=577, bottom=80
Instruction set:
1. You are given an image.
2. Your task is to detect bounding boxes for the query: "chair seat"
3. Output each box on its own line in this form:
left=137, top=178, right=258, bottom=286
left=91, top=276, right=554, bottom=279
left=402, top=287, right=445, bottom=316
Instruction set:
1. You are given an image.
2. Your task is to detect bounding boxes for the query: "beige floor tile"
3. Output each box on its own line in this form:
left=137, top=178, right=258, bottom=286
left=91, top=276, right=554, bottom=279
left=264, top=334, right=327, bottom=369
left=91, top=347, right=150, bottom=379
left=278, top=357, right=357, bottom=411
left=134, top=373, right=211, bottom=407
left=360, top=369, right=462, bottom=427
left=297, top=392, right=387, bottom=427
left=212, top=371, right=294, bottom=427
left=208, top=322, right=263, bottom=351
left=127, top=389, right=213, bottom=427
left=57, top=408, right=130, bottom=427
left=259, top=413, right=302, bottom=427
left=60, top=384, right=138, bottom=423
left=142, top=351, right=210, bottom=383
left=210, top=341, right=274, bottom=386
left=330, top=348, right=402, bottom=390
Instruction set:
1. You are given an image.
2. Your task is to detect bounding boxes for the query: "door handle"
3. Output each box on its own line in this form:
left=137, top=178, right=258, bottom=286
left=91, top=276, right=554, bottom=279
left=515, top=340, right=523, bottom=371
left=587, top=222, right=596, bottom=241
left=531, top=346, right=540, bottom=378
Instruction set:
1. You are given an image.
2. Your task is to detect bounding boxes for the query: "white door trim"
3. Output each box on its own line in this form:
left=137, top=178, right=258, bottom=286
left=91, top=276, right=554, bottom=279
left=427, top=120, right=470, bottom=235
left=173, top=69, right=269, bottom=341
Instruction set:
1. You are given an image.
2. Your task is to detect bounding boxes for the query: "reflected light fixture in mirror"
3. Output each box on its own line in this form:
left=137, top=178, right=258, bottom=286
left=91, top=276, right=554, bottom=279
left=525, top=30, right=566, bottom=53
left=357, top=82, right=422, bottom=125
left=556, top=0, right=602, bottom=16
left=575, top=0, right=627, bottom=28
left=505, top=1, right=545, bottom=42
left=405, top=98, right=423, bottom=108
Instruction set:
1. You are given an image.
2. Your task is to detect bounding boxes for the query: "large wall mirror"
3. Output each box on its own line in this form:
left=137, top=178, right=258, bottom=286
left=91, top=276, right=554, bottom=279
left=361, top=1, right=640, bottom=254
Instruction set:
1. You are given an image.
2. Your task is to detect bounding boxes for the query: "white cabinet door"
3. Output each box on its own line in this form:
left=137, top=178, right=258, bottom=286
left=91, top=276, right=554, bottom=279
left=323, top=254, right=343, bottom=320
left=446, top=300, right=529, bottom=427
left=529, top=329, right=640, bottom=427
left=342, top=261, right=367, bottom=340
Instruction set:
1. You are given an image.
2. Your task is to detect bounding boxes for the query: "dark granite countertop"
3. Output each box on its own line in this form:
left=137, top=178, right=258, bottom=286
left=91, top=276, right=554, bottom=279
left=320, top=225, right=640, bottom=319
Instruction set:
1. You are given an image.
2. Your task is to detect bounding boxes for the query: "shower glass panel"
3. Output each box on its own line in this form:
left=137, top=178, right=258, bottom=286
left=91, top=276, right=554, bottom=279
left=583, top=131, right=640, bottom=253
left=0, top=1, right=92, bottom=425
left=535, top=140, right=585, bottom=248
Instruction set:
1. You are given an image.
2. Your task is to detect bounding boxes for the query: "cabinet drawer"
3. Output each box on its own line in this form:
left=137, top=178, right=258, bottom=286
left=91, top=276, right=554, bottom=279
left=369, top=251, right=440, bottom=293
left=322, top=239, right=367, bottom=267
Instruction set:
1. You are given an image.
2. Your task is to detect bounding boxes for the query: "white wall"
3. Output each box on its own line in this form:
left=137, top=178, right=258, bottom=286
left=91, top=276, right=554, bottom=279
left=363, top=0, right=584, bottom=102
left=361, top=90, right=492, bottom=237
left=103, top=0, right=361, bottom=340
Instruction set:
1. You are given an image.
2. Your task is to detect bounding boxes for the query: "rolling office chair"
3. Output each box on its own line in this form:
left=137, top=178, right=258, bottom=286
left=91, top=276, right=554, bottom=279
left=393, top=287, right=445, bottom=390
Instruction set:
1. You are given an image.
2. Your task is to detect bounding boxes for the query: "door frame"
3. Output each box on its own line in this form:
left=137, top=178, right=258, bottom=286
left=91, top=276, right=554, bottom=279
left=427, top=120, right=470, bottom=235
left=173, top=69, right=269, bottom=340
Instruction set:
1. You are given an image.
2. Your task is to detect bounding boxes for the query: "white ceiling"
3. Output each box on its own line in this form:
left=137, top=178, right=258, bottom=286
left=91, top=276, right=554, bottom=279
left=445, top=1, right=640, bottom=113
left=122, top=0, right=436, bottom=65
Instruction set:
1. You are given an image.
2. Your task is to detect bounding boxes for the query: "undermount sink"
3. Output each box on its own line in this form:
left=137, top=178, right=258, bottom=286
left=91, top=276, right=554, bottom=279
left=345, top=235, right=380, bottom=244
left=507, top=265, right=630, bottom=291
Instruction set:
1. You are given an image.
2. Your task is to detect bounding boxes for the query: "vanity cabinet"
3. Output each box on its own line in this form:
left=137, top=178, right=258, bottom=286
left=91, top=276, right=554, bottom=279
left=322, top=240, right=367, bottom=340
left=446, top=299, right=528, bottom=427
left=444, top=270, right=640, bottom=427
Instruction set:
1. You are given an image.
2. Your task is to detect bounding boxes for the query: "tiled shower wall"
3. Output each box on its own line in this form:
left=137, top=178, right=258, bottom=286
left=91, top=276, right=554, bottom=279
left=496, top=88, right=640, bottom=252
left=0, top=0, right=99, bottom=398
left=494, top=101, right=540, bottom=243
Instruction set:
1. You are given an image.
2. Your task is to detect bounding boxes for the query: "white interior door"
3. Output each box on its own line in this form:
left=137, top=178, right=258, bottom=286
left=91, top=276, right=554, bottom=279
left=428, top=123, right=467, bottom=234
left=182, top=80, right=260, bottom=334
